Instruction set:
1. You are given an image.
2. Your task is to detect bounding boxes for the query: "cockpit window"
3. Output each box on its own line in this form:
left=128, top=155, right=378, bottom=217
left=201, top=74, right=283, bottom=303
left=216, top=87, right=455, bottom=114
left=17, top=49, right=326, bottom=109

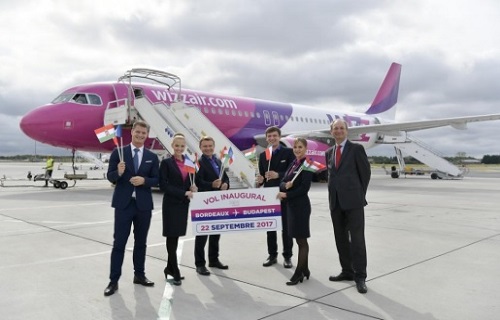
left=88, top=94, right=102, bottom=105
left=73, top=94, right=88, bottom=104
left=51, top=92, right=102, bottom=106
left=52, top=93, right=74, bottom=103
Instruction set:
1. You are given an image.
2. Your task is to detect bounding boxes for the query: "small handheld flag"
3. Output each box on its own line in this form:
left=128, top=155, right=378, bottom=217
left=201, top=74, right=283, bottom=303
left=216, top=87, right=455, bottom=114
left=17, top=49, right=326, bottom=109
left=184, top=156, right=196, bottom=174
left=194, top=153, right=200, bottom=173
left=227, top=147, right=234, bottom=165
left=219, top=146, right=228, bottom=161
left=302, top=159, right=326, bottom=172
left=243, top=144, right=257, bottom=160
left=94, top=124, right=116, bottom=143
left=265, top=145, right=273, bottom=161
left=265, top=145, right=273, bottom=173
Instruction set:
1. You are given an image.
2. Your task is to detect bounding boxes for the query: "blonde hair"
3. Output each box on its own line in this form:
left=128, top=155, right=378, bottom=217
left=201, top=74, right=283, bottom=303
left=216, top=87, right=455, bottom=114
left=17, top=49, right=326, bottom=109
left=171, top=133, right=185, bottom=146
left=294, top=137, right=307, bottom=147
left=199, top=136, right=215, bottom=147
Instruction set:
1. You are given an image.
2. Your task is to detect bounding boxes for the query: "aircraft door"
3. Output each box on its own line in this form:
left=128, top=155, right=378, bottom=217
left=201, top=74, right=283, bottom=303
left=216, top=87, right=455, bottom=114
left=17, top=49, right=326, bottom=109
left=112, top=83, right=134, bottom=108
left=263, top=110, right=271, bottom=126
left=272, top=111, right=280, bottom=126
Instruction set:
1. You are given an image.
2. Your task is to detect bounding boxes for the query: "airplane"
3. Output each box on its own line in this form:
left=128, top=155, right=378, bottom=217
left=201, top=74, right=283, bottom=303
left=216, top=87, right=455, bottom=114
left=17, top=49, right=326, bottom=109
left=19, top=62, right=500, bottom=180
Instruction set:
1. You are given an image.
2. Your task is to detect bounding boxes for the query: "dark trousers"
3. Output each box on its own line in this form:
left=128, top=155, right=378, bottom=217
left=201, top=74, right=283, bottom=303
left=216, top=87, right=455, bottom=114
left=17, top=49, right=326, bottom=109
left=267, top=202, right=293, bottom=258
left=330, top=196, right=367, bottom=281
left=194, top=234, right=220, bottom=267
left=109, top=199, right=152, bottom=283
left=44, top=169, right=53, bottom=186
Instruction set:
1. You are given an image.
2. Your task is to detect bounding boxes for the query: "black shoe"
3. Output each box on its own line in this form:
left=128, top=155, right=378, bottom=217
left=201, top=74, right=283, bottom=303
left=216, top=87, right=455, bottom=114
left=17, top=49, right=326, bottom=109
left=171, top=277, right=182, bottom=286
left=329, top=273, right=354, bottom=282
left=133, top=275, right=155, bottom=287
left=303, top=269, right=311, bottom=280
left=164, top=266, right=185, bottom=280
left=104, top=282, right=118, bottom=296
left=286, top=272, right=304, bottom=286
left=283, top=258, right=293, bottom=269
left=196, top=266, right=211, bottom=276
left=208, top=260, right=229, bottom=269
left=356, top=280, right=368, bottom=294
left=262, top=256, right=277, bottom=267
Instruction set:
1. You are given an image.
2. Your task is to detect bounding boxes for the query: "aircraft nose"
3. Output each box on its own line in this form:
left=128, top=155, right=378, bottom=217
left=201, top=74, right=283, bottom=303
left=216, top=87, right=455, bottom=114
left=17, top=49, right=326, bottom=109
left=20, top=106, right=54, bottom=144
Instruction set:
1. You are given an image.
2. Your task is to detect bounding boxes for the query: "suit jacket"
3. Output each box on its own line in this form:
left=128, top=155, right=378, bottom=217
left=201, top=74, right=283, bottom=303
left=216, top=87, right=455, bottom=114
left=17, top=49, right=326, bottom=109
left=159, top=156, right=192, bottom=237
left=107, top=144, right=159, bottom=211
left=326, top=140, right=371, bottom=210
left=159, top=156, right=193, bottom=203
left=258, top=146, right=295, bottom=188
left=195, top=155, right=230, bottom=192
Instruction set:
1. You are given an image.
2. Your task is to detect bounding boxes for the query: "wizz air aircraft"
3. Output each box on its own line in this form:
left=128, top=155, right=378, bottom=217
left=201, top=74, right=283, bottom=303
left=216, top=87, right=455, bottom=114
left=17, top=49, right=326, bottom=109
left=19, top=63, right=500, bottom=181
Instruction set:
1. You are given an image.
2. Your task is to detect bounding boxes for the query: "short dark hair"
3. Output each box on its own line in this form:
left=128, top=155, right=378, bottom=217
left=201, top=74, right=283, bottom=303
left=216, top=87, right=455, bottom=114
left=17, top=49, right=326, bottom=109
left=265, top=126, right=281, bottom=137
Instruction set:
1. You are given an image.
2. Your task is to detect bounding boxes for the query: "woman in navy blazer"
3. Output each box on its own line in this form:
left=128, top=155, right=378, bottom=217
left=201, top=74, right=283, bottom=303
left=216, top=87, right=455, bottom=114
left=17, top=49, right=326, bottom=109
left=159, top=134, right=197, bottom=285
left=277, top=138, right=313, bottom=285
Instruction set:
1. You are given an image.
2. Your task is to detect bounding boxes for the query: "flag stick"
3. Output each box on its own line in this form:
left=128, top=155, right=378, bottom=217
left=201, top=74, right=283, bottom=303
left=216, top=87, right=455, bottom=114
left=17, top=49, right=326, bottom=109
left=291, top=166, right=304, bottom=183
left=219, top=162, right=225, bottom=180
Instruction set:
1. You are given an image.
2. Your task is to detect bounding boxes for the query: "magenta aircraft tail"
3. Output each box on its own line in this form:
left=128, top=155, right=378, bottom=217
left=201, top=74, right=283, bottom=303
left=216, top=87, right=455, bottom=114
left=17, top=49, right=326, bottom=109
left=364, top=62, right=401, bottom=118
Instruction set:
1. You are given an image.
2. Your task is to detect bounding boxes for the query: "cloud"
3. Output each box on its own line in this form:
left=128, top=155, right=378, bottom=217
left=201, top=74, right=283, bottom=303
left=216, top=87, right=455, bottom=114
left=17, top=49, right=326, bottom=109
left=1, top=0, right=500, bottom=157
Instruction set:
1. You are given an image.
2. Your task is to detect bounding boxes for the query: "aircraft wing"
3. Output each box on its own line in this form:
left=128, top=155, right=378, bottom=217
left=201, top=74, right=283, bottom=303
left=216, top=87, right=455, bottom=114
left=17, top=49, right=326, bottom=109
left=289, top=113, right=500, bottom=139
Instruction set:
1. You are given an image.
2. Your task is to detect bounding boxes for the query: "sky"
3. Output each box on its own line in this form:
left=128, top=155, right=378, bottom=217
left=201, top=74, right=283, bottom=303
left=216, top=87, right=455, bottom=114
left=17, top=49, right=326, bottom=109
left=1, top=0, right=500, bottom=158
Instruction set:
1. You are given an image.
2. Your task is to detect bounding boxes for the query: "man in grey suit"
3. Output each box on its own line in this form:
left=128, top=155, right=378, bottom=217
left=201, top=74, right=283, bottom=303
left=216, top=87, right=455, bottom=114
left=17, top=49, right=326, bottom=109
left=326, top=119, right=371, bottom=294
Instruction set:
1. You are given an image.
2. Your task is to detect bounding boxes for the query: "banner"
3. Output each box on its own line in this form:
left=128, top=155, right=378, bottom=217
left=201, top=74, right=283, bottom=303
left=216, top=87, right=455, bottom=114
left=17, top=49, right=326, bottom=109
left=190, top=187, right=281, bottom=235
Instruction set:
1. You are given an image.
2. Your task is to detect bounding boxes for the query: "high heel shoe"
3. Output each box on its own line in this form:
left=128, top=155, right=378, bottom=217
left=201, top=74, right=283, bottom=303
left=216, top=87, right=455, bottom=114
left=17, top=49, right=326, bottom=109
left=286, top=272, right=305, bottom=286
left=303, top=269, right=311, bottom=280
left=172, top=274, right=182, bottom=286
left=164, top=266, right=185, bottom=280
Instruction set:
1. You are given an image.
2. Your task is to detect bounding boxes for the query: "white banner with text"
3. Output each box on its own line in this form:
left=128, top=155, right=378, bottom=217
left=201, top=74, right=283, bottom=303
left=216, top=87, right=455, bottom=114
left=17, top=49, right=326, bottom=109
left=190, top=187, right=281, bottom=235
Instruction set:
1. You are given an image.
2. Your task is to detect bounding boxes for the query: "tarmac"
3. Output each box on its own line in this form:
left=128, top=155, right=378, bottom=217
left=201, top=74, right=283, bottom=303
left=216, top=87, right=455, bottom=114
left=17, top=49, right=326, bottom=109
left=1, top=162, right=499, bottom=320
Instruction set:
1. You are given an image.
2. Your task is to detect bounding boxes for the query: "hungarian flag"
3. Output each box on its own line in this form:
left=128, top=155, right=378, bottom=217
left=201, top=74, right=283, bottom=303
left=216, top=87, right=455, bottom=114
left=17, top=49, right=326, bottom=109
left=302, top=158, right=326, bottom=172
left=265, top=145, right=273, bottom=161
left=94, top=124, right=116, bottom=143
left=219, top=146, right=228, bottom=160
left=184, top=156, right=196, bottom=174
left=243, top=144, right=257, bottom=160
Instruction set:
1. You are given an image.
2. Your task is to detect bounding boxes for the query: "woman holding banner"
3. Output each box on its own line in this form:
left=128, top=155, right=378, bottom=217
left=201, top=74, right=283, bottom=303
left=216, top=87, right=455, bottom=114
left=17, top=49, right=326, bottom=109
left=277, top=138, right=313, bottom=285
left=159, top=133, right=197, bottom=286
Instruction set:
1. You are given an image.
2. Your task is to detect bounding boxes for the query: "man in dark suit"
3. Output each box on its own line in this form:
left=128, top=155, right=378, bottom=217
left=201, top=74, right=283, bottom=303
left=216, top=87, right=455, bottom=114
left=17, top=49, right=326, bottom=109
left=194, top=136, right=230, bottom=276
left=104, top=120, right=159, bottom=296
left=256, top=126, right=295, bottom=268
left=326, top=119, right=371, bottom=294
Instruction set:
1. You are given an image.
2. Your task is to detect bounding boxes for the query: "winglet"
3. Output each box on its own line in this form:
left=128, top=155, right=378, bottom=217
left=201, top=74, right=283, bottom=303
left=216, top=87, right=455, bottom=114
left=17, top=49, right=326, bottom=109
left=365, top=63, right=402, bottom=116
